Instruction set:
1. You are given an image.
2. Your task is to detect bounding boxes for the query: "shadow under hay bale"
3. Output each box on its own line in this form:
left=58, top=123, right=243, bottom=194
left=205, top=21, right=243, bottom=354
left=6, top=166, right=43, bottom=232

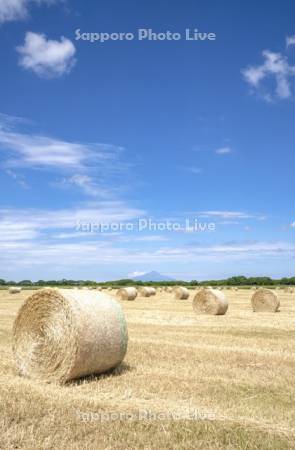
left=13, top=288, right=128, bottom=384
left=193, top=288, right=228, bottom=315
left=251, top=288, right=280, bottom=312
left=68, top=362, right=134, bottom=386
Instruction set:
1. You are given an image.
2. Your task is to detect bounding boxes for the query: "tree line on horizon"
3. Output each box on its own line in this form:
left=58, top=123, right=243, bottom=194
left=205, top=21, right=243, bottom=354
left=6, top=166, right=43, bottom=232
left=1, top=275, right=295, bottom=287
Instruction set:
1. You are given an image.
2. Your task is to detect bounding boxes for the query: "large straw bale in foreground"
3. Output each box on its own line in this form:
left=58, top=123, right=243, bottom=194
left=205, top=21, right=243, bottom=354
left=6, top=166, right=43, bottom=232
left=116, top=287, right=137, bottom=301
left=9, top=287, right=22, bottom=294
left=193, top=288, right=228, bottom=315
left=251, top=288, right=280, bottom=312
left=173, top=287, right=190, bottom=300
left=13, top=289, right=128, bottom=384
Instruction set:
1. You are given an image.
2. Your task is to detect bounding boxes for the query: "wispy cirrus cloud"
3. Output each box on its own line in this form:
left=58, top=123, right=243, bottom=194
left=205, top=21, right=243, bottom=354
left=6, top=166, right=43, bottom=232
left=5, top=169, right=29, bottom=189
left=0, top=113, right=129, bottom=198
left=1, top=232, right=294, bottom=275
left=63, top=175, right=112, bottom=198
left=198, top=211, right=266, bottom=220
left=215, top=146, right=232, bottom=155
left=0, top=202, right=145, bottom=240
left=242, top=37, right=295, bottom=101
left=182, top=166, right=203, bottom=175
left=0, top=206, right=292, bottom=279
left=0, top=130, right=95, bottom=169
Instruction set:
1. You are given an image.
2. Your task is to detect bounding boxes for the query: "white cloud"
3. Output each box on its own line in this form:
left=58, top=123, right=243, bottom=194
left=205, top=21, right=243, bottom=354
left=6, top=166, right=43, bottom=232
left=0, top=118, right=122, bottom=172
left=128, top=271, right=147, bottom=277
left=0, top=0, right=28, bottom=23
left=0, top=206, right=292, bottom=278
left=0, top=203, right=145, bottom=234
left=0, top=0, right=58, bottom=24
left=65, top=175, right=111, bottom=198
left=6, top=169, right=29, bottom=189
left=0, top=112, right=29, bottom=130
left=1, top=231, right=295, bottom=275
left=286, top=35, right=295, bottom=48
left=215, top=146, right=232, bottom=155
left=184, top=166, right=203, bottom=175
left=198, top=211, right=255, bottom=220
left=242, top=48, right=295, bottom=100
left=0, top=220, right=39, bottom=241
left=17, top=32, right=76, bottom=78
left=0, top=130, right=94, bottom=168
left=0, top=203, right=146, bottom=268
left=134, top=235, right=169, bottom=242
left=0, top=114, right=129, bottom=198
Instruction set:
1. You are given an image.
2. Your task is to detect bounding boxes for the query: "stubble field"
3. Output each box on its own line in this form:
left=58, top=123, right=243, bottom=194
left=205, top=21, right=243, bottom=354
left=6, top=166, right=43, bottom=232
left=0, top=288, right=294, bottom=449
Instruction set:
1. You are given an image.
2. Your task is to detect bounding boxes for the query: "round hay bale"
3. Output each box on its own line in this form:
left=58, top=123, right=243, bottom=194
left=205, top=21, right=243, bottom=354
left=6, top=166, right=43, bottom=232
left=9, top=287, right=22, bottom=294
left=13, top=289, right=128, bottom=384
left=138, top=287, right=156, bottom=297
left=193, top=288, right=228, bottom=315
left=173, top=287, right=190, bottom=300
left=166, top=287, right=173, bottom=293
left=138, top=287, right=152, bottom=297
left=251, top=288, right=280, bottom=312
left=116, top=287, right=137, bottom=301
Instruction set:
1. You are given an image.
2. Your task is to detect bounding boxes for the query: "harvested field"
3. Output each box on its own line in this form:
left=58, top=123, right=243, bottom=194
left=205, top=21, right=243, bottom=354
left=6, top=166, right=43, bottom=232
left=0, top=288, right=295, bottom=449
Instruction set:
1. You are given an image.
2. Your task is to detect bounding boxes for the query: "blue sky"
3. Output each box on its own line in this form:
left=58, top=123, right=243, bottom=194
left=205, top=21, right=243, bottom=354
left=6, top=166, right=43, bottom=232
left=1, top=0, right=295, bottom=281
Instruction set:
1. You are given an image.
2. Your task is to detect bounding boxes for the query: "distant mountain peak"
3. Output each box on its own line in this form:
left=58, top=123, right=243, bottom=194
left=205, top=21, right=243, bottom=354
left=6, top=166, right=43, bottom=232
left=131, top=271, right=175, bottom=282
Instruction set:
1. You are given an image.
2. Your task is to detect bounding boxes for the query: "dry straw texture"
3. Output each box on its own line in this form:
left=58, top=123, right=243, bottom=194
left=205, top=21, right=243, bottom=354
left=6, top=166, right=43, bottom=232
left=13, top=289, right=128, bottom=384
left=116, top=287, right=137, bottom=301
left=173, top=287, right=190, bottom=300
left=193, top=288, right=228, bottom=315
left=9, top=287, right=22, bottom=294
left=251, top=288, right=280, bottom=312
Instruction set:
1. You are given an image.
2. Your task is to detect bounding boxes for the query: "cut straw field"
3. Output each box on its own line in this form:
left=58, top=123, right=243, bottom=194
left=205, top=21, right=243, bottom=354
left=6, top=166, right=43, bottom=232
left=0, top=288, right=295, bottom=449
